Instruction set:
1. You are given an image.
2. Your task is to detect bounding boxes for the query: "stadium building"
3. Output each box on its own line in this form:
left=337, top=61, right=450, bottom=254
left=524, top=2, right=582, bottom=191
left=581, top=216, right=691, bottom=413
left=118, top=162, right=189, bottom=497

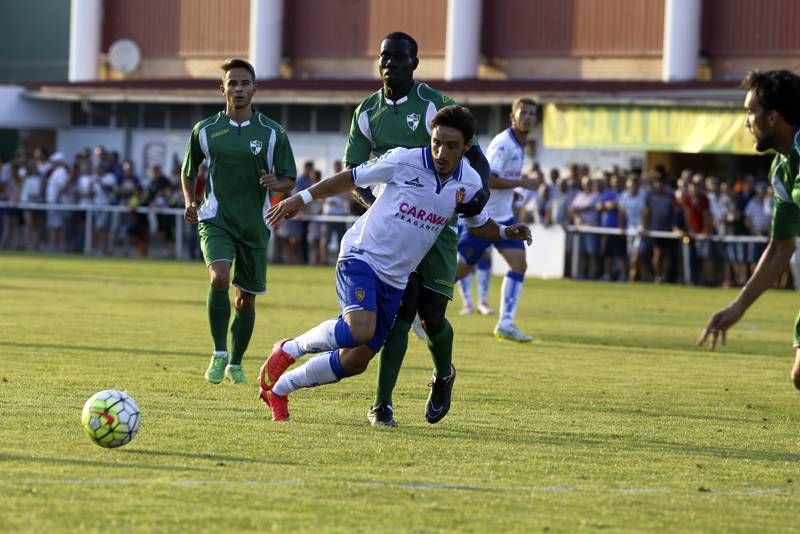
left=0, top=0, right=797, bottom=177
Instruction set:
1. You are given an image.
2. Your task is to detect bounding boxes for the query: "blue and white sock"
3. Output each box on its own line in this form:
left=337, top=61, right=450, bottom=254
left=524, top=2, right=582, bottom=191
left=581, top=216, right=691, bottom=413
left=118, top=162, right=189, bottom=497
left=499, top=271, right=525, bottom=325
left=476, top=258, right=492, bottom=304
left=272, top=350, right=350, bottom=396
left=283, top=317, right=358, bottom=359
left=458, top=273, right=474, bottom=309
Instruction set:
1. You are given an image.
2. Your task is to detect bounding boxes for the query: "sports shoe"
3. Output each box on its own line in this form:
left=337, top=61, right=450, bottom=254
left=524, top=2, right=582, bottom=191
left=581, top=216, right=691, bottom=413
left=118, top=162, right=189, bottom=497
left=259, top=389, right=290, bottom=422
left=258, top=339, right=294, bottom=391
left=493, top=323, right=533, bottom=343
left=459, top=305, right=474, bottom=316
left=477, top=301, right=495, bottom=315
left=411, top=314, right=427, bottom=340
left=204, top=354, right=228, bottom=384
left=224, top=365, right=248, bottom=384
left=425, top=365, right=456, bottom=424
left=367, top=402, right=397, bottom=428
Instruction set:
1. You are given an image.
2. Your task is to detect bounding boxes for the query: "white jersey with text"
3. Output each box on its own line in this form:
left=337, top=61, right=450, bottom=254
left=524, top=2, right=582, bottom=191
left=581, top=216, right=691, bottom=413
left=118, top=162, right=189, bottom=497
left=343, top=146, right=488, bottom=289
left=484, top=128, right=525, bottom=221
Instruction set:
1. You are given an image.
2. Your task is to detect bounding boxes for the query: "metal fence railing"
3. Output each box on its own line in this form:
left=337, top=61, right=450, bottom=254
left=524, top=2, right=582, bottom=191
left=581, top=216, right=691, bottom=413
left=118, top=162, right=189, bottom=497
left=0, top=201, right=358, bottom=259
left=565, top=225, right=770, bottom=284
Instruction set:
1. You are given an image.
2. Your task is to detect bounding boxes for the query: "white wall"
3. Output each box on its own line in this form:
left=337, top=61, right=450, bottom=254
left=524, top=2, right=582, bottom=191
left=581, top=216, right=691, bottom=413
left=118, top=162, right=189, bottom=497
left=491, top=224, right=566, bottom=279
left=56, top=127, right=350, bottom=180
left=0, top=86, right=69, bottom=129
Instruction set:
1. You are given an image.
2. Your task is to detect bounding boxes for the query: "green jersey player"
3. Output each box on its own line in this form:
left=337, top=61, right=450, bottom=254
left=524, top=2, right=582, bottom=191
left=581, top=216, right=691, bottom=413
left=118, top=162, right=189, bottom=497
left=181, top=58, right=297, bottom=385
left=344, top=32, right=491, bottom=427
left=698, top=69, right=800, bottom=388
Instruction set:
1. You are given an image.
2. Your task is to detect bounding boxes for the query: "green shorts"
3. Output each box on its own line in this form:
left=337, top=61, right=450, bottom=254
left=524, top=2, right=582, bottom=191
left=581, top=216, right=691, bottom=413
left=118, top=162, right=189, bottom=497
left=199, top=222, right=267, bottom=295
left=794, top=310, right=800, bottom=347
left=416, top=226, right=458, bottom=300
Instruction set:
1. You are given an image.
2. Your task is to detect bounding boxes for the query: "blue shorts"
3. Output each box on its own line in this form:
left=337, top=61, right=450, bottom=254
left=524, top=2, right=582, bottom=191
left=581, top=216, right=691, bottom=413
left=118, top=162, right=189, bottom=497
left=335, top=258, right=405, bottom=353
left=457, top=217, right=524, bottom=265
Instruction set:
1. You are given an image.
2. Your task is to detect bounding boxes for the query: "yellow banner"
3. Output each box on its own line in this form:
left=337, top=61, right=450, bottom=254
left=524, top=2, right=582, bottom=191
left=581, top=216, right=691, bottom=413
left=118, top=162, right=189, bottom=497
left=543, top=103, right=757, bottom=154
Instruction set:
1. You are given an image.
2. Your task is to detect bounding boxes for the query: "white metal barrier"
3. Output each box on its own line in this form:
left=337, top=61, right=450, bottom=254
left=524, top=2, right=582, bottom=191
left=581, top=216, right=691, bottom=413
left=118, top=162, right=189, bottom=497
left=0, top=201, right=358, bottom=259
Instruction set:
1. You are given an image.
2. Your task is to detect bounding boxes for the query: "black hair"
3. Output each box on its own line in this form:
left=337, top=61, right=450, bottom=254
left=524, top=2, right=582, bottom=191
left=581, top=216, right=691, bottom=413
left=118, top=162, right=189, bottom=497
left=741, top=69, right=800, bottom=127
left=221, top=58, right=256, bottom=82
left=383, top=32, right=418, bottom=58
left=430, top=105, right=476, bottom=144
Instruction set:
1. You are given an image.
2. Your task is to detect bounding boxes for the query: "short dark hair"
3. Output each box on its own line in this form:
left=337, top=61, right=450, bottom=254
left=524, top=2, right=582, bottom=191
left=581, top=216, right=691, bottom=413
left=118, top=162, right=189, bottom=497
left=430, top=105, right=476, bottom=144
left=741, top=69, right=800, bottom=127
left=383, top=32, right=418, bottom=58
left=512, top=97, right=537, bottom=113
left=221, top=58, right=256, bottom=82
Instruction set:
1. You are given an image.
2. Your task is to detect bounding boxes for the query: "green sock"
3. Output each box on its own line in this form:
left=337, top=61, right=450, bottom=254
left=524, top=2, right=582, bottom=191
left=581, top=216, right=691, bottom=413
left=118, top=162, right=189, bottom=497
left=207, top=286, right=231, bottom=353
left=426, top=319, right=453, bottom=379
left=229, top=307, right=255, bottom=366
left=375, top=318, right=411, bottom=406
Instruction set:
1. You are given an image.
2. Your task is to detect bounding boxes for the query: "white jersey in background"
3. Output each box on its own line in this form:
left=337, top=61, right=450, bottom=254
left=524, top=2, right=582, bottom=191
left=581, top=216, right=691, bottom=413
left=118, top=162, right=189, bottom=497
left=342, top=146, right=487, bottom=289
left=483, top=128, right=526, bottom=221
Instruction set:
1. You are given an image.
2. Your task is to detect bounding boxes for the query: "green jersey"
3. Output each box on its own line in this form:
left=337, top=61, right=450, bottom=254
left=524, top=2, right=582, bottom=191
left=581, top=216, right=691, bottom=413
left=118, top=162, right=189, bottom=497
left=182, top=111, right=297, bottom=248
left=343, top=81, right=457, bottom=164
left=770, top=130, right=800, bottom=240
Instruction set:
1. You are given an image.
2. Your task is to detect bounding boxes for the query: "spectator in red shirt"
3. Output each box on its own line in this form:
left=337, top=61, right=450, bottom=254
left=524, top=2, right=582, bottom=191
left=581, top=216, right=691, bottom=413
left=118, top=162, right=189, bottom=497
left=682, top=180, right=714, bottom=284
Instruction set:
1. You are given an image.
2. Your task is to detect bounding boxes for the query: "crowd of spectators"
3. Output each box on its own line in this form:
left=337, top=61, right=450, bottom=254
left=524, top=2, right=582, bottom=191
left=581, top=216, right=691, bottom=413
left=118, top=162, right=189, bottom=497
left=515, top=162, right=784, bottom=287
left=0, top=147, right=786, bottom=288
left=0, top=145, right=181, bottom=257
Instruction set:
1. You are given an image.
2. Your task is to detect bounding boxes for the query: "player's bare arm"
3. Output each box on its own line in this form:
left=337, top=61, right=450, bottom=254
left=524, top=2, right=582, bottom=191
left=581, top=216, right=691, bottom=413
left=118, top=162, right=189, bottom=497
left=267, top=169, right=356, bottom=226
left=489, top=173, right=537, bottom=190
left=468, top=219, right=532, bottom=245
left=180, top=172, right=198, bottom=224
left=698, top=237, right=795, bottom=349
left=259, top=170, right=294, bottom=193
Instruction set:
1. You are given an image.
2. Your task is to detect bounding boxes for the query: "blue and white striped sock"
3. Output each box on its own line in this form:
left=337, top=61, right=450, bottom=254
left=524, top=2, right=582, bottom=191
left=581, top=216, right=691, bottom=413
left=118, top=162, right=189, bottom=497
left=499, top=271, right=525, bottom=325
left=272, top=350, right=350, bottom=396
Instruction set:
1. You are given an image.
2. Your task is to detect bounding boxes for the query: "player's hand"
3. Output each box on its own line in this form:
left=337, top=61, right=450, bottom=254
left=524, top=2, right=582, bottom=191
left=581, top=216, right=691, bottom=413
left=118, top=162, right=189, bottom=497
left=505, top=223, right=533, bottom=245
left=184, top=202, right=198, bottom=224
left=697, top=303, right=744, bottom=350
left=267, top=195, right=303, bottom=227
left=259, top=170, right=279, bottom=189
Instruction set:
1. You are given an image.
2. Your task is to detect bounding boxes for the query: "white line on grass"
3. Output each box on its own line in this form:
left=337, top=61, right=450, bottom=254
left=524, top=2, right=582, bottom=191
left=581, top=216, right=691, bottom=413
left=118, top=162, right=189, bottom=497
left=10, top=478, right=795, bottom=496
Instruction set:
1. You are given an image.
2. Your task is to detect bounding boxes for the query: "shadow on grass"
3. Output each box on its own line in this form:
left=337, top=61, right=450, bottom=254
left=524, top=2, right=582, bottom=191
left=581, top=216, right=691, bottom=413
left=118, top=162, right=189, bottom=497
left=4, top=341, right=196, bottom=358
left=123, top=448, right=297, bottom=466
left=0, top=453, right=211, bottom=472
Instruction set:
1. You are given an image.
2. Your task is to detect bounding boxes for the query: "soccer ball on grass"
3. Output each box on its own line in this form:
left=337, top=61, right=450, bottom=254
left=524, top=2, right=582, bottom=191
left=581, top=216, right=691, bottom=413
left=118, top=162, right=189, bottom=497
left=81, top=389, right=141, bottom=448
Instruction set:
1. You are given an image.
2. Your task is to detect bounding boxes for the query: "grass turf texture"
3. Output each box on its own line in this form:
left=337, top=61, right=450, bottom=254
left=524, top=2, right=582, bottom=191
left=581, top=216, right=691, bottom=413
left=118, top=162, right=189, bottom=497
left=1, top=253, right=799, bottom=532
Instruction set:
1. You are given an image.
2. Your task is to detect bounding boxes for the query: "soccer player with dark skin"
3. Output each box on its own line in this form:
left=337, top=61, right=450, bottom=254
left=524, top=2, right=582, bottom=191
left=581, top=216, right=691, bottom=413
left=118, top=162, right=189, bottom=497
left=345, top=33, right=492, bottom=427
left=181, top=59, right=296, bottom=385
left=698, top=70, right=800, bottom=388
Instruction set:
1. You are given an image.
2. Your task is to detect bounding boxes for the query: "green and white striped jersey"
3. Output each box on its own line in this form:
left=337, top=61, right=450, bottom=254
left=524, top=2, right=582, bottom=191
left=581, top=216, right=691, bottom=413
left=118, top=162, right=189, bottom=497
left=770, top=130, right=800, bottom=240
left=343, top=81, right=456, bottom=165
left=182, top=111, right=297, bottom=248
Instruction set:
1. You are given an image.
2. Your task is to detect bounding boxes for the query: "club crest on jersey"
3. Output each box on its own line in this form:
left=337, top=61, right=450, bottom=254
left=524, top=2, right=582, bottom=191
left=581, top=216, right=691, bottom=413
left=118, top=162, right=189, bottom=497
left=249, top=140, right=263, bottom=155
left=355, top=288, right=365, bottom=302
left=456, top=187, right=466, bottom=204
left=406, top=113, right=420, bottom=131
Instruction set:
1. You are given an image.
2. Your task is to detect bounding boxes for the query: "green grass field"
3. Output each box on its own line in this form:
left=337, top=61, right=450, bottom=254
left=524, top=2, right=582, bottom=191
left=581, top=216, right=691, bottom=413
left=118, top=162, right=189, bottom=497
left=2, top=253, right=800, bottom=532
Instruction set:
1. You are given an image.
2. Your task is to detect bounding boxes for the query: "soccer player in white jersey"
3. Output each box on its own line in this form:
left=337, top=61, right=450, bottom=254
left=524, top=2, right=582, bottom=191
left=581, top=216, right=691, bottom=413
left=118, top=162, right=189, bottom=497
left=456, top=98, right=539, bottom=342
left=257, top=106, right=532, bottom=421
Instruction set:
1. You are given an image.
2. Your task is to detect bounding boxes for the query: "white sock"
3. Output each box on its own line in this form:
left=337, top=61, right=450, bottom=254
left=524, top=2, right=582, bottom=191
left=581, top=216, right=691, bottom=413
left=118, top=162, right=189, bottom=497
left=477, top=264, right=492, bottom=304
left=458, top=273, right=473, bottom=309
left=272, top=351, right=341, bottom=396
left=283, top=318, right=338, bottom=359
left=499, top=272, right=525, bottom=325
left=213, top=350, right=228, bottom=357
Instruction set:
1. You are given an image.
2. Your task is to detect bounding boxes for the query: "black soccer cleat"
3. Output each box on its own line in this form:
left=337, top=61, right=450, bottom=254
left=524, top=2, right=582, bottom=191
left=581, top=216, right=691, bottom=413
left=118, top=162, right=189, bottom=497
left=425, top=365, right=456, bottom=424
left=367, top=402, right=397, bottom=428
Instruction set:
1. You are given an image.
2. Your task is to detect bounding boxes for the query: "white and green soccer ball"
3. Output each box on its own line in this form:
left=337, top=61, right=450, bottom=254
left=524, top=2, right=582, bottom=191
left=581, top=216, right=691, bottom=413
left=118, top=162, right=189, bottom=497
left=81, top=389, right=141, bottom=448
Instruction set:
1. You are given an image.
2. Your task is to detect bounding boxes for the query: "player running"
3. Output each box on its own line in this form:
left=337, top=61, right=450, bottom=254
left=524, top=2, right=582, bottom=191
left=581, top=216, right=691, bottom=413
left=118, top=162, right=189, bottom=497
left=258, top=106, right=532, bottom=422
left=698, top=69, right=800, bottom=388
left=181, top=58, right=297, bottom=385
left=456, top=97, right=539, bottom=342
left=344, top=32, right=492, bottom=428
